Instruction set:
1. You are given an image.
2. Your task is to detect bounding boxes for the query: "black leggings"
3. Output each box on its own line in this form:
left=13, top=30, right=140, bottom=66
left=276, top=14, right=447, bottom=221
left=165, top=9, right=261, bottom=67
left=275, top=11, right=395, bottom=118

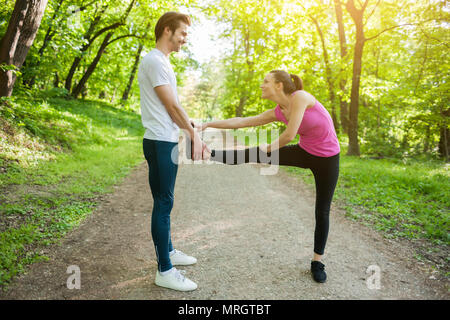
left=211, top=145, right=339, bottom=255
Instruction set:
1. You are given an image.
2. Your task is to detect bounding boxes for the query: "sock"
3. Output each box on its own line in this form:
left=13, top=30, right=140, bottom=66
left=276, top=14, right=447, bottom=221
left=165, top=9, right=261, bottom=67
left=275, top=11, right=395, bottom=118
left=169, top=249, right=175, bottom=257
left=160, top=267, right=174, bottom=276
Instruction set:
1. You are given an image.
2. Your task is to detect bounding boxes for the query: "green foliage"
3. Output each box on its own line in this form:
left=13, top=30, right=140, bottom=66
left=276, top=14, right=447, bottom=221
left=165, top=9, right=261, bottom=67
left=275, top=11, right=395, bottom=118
left=234, top=129, right=449, bottom=245
left=0, top=94, right=145, bottom=287
left=335, top=155, right=449, bottom=242
left=1, top=0, right=449, bottom=288
left=288, top=154, right=449, bottom=243
left=0, top=224, right=47, bottom=286
left=0, top=64, right=21, bottom=76
left=5, top=0, right=196, bottom=101
left=191, top=0, right=449, bottom=160
left=0, top=95, right=103, bottom=155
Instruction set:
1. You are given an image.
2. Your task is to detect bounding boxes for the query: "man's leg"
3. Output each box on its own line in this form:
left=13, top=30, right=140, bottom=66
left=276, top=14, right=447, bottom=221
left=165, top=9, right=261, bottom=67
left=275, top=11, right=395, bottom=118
left=144, top=139, right=178, bottom=273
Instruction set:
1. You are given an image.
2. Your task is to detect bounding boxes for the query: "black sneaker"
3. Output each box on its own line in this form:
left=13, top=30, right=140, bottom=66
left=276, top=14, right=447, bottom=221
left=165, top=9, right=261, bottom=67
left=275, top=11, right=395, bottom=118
left=311, top=261, right=327, bottom=283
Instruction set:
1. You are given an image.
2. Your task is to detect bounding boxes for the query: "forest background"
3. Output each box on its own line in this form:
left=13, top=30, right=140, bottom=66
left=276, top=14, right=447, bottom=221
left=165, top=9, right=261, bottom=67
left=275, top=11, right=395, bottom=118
left=0, top=0, right=448, bottom=287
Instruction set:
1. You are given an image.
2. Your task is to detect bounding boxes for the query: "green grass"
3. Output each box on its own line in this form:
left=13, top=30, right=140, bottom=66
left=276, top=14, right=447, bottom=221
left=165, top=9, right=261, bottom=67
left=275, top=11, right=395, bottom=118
left=232, top=129, right=450, bottom=246
left=0, top=94, right=145, bottom=288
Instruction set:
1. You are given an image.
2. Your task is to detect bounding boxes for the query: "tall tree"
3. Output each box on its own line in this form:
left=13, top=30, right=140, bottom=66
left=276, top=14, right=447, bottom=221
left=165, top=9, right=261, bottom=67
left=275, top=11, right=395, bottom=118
left=309, top=14, right=338, bottom=132
left=121, top=22, right=152, bottom=103
left=70, top=0, right=136, bottom=97
left=344, top=0, right=368, bottom=156
left=334, top=0, right=349, bottom=134
left=23, top=0, right=97, bottom=87
left=439, top=108, right=449, bottom=160
left=121, top=42, right=144, bottom=102
left=64, top=2, right=117, bottom=92
left=71, top=32, right=138, bottom=98
left=0, top=0, right=48, bottom=97
left=344, top=0, right=417, bottom=155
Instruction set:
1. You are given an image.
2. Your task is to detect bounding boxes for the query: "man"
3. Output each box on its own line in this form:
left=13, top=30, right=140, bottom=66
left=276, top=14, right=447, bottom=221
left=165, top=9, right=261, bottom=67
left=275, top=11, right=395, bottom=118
left=138, top=11, right=208, bottom=292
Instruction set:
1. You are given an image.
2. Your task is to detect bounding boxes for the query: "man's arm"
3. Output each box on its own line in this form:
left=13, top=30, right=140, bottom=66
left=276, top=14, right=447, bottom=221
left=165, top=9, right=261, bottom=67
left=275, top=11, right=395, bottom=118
left=154, top=84, right=203, bottom=160
left=154, top=85, right=194, bottom=135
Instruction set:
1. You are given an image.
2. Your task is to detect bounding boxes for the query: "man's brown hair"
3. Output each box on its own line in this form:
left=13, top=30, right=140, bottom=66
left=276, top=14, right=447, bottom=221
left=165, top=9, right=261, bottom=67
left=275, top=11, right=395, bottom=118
left=154, top=12, right=191, bottom=42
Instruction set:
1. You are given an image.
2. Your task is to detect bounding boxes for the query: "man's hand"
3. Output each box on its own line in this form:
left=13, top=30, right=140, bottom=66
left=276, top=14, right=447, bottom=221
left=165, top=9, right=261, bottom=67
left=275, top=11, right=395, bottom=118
left=192, top=131, right=203, bottom=160
left=190, top=120, right=202, bottom=130
left=190, top=119, right=199, bottom=129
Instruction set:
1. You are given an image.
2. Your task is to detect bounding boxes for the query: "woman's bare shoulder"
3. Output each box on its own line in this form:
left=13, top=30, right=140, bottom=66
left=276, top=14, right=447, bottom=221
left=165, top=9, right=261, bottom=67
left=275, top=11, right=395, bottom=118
left=291, top=90, right=316, bottom=107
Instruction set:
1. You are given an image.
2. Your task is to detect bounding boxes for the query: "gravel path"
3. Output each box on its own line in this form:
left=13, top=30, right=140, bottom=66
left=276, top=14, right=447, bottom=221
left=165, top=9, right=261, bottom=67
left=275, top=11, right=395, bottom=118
left=1, top=129, right=448, bottom=300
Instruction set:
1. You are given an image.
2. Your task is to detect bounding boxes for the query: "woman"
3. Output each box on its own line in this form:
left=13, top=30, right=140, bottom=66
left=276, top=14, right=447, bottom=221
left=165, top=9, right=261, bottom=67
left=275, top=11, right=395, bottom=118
left=201, top=70, right=340, bottom=283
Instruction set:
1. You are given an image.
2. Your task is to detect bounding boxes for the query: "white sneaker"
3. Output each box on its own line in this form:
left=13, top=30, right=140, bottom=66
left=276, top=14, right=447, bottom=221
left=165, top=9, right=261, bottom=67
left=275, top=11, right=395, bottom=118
left=170, top=249, right=197, bottom=266
left=155, top=268, right=198, bottom=291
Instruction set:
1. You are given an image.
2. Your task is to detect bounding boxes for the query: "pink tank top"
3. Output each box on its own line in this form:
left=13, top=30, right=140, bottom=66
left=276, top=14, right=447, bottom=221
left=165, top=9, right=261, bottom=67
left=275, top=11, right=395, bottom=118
left=274, top=93, right=340, bottom=157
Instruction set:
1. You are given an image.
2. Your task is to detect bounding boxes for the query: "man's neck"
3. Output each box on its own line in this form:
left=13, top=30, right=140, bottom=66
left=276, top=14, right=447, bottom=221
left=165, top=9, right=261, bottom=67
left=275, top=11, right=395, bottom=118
left=155, top=42, right=171, bottom=57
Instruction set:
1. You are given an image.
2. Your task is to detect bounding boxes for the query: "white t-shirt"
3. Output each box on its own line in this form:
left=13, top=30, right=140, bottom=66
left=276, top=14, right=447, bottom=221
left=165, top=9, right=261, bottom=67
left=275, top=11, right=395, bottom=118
left=138, top=48, right=180, bottom=142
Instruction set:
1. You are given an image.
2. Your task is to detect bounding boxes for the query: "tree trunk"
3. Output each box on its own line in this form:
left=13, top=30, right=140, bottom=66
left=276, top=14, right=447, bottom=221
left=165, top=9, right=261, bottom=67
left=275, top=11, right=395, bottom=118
left=0, top=0, right=28, bottom=97
left=235, top=24, right=252, bottom=118
left=439, top=108, right=450, bottom=161
left=71, top=32, right=138, bottom=99
left=12, top=0, right=48, bottom=69
left=121, top=43, right=143, bottom=102
left=53, top=71, right=59, bottom=87
left=0, top=0, right=48, bottom=97
left=25, top=0, right=65, bottom=87
left=64, top=13, right=105, bottom=91
left=310, top=16, right=338, bottom=133
left=65, top=56, right=82, bottom=91
left=111, top=86, right=117, bottom=103
left=347, top=34, right=364, bottom=156
left=423, top=126, right=430, bottom=153
left=334, top=0, right=349, bottom=135
left=236, top=96, right=247, bottom=117
left=38, top=0, right=64, bottom=57
left=65, top=0, right=135, bottom=93
left=71, top=32, right=113, bottom=98
left=375, top=44, right=381, bottom=128
left=65, top=22, right=123, bottom=92
left=345, top=0, right=369, bottom=156
left=64, top=3, right=111, bottom=91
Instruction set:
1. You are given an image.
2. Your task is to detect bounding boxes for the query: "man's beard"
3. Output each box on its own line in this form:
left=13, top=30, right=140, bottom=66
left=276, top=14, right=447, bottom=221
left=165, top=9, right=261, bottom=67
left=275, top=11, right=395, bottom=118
left=169, top=35, right=181, bottom=52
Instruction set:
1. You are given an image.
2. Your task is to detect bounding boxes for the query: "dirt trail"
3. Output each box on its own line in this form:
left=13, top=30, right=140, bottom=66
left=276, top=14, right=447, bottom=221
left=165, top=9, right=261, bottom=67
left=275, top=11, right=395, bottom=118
left=1, top=129, right=448, bottom=300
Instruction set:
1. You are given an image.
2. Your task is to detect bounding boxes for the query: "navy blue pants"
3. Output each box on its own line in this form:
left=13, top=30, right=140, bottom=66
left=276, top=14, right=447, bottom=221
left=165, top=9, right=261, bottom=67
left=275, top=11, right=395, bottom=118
left=143, top=139, right=178, bottom=272
left=211, top=145, right=339, bottom=255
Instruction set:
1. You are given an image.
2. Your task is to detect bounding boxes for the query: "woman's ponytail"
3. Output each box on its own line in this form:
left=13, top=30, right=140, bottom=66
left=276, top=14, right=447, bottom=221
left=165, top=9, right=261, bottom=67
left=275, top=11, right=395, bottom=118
left=290, top=74, right=303, bottom=91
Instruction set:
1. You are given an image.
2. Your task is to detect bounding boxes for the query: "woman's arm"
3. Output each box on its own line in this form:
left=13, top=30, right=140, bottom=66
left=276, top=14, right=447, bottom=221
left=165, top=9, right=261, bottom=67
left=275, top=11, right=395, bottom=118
left=264, top=93, right=309, bottom=153
left=202, top=109, right=277, bottom=130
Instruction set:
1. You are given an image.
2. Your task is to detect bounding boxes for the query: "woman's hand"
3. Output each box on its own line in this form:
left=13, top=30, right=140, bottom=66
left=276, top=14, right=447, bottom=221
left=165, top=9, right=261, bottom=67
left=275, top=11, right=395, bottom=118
left=200, top=123, right=209, bottom=131
left=189, top=120, right=208, bottom=131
